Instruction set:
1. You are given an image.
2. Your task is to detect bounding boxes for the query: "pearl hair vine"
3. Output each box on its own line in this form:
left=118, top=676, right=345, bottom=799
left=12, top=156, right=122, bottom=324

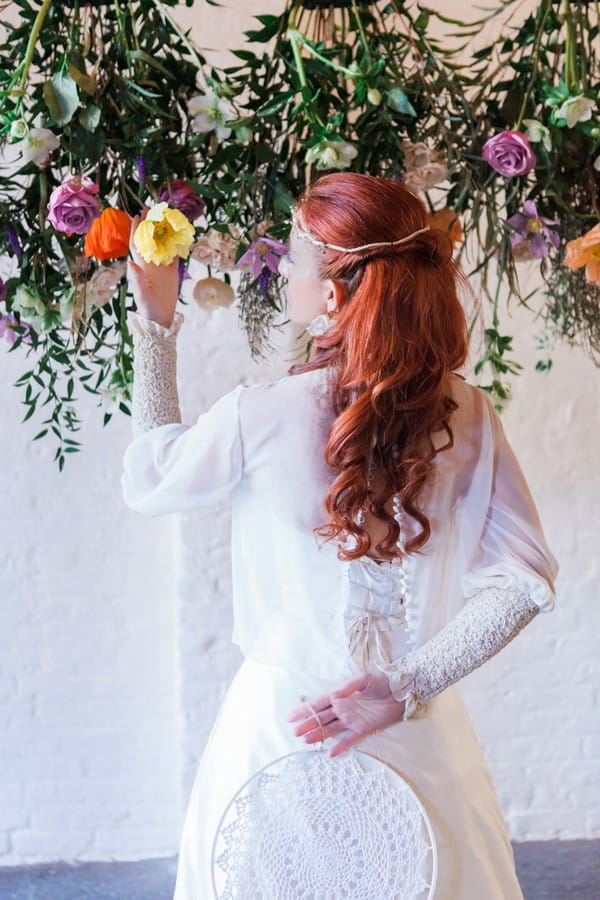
left=290, top=206, right=430, bottom=254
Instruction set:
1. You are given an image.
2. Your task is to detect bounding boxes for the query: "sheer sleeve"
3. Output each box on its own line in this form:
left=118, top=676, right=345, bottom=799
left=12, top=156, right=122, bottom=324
left=376, top=390, right=558, bottom=717
left=121, top=311, right=245, bottom=515
left=461, top=392, right=558, bottom=612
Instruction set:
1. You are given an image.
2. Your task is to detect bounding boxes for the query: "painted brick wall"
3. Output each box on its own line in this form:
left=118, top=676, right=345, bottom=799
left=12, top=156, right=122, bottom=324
left=0, top=0, right=598, bottom=868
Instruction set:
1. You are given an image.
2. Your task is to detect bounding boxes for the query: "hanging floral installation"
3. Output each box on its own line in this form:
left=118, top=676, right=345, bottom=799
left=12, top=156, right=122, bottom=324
left=0, top=0, right=599, bottom=467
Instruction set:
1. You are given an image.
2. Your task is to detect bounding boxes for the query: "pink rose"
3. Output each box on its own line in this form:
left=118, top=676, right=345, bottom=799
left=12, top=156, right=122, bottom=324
left=481, top=131, right=537, bottom=177
left=47, top=175, right=101, bottom=234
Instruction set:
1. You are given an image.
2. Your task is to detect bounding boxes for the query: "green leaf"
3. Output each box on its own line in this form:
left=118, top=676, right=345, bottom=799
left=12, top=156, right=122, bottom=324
left=43, top=72, right=79, bottom=127
left=78, top=103, right=101, bottom=133
left=257, top=92, right=294, bottom=116
left=386, top=87, right=417, bottom=117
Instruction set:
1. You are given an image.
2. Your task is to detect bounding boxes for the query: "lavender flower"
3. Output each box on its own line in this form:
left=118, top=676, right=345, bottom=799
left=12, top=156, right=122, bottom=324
left=6, top=224, right=22, bottom=260
left=135, top=154, right=147, bottom=184
left=236, top=237, right=288, bottom=280
left=506, top=200, right=560, bottom=259
left=0, top=312, right=30, bottom=346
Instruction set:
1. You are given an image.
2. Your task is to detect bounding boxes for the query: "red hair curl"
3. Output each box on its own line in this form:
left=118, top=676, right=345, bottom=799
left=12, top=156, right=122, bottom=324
left=289, top=173, right=469, bottom=561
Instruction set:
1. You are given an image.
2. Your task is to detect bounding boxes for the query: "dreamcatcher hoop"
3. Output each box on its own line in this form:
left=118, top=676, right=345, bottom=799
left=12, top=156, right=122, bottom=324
left=211, top=747, right=437, bottom=900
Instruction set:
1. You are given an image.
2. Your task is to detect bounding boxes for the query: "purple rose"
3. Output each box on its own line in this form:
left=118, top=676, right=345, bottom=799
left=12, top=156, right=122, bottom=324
left=158, top=179, right=206, bottom=223
left=482, top=131, right=537, bottom=177
left=47, top=174, right=101, bottom=234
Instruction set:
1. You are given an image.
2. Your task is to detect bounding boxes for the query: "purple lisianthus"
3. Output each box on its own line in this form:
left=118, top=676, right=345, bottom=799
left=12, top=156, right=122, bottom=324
left=507, top=200, right=560, bottom=259
left=482, top=130, right=537, bottom=177
left=47, top=174, right=101, bottom=235
left=6, top=224, right=22, bottom=260
left=159, top=179, right=206, bottom=223
left=236, top=237, right=288, bottom=280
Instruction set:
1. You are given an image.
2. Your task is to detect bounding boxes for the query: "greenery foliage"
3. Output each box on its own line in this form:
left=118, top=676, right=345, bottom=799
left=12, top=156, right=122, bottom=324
left=0, top=0, right=599, bottom=466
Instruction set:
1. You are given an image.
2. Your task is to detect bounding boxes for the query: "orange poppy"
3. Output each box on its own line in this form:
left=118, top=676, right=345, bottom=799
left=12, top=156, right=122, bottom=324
left=564, top=222, right=600, bottom=285
left=84, top=208, right=132, bottom=260
left=426, top=207, right=463, bottom=247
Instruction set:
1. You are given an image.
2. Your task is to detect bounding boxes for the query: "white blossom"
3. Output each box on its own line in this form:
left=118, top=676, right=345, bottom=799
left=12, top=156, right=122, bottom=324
left=20, top=127, right=60, bottom=166
left=305, top=140, right=358, bottom=170
left=188, top=90, right=236, bottom=140
left=523, top=119, right=552, bottom=152
left=556, top=96, right=595, bottom=129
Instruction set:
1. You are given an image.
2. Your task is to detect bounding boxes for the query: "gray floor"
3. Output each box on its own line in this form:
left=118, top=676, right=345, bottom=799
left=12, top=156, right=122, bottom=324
left=0, top=842, right=598, bottom=899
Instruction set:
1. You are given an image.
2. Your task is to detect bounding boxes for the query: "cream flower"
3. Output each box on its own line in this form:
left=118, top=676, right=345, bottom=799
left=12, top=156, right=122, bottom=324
left=191, top=228, right=239, bottom=272
left=401, top=140, right=447, bottom=190
left=188, top=90, right=236, bottom=140
left=192, top=276, right=235, bottom=310
left=522, top=119, right=552, bottom=153
left=556, top=96, right=595, bottom=129
left=21, top=127, right=60, bottom=166
left=305, top=140, right=358, bottom=170
left=76, top=261, right=127, bottom=314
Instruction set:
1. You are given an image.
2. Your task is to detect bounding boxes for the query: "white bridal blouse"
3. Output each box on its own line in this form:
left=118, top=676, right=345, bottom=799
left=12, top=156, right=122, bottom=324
left=121, top=311, right=558, bottom=685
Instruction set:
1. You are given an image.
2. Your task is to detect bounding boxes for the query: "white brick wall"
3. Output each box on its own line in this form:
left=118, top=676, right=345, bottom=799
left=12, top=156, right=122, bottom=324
left=0, top=0, right=598, bottom=867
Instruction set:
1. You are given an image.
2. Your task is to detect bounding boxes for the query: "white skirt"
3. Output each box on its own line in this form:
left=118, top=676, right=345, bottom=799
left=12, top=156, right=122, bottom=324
left=173, top=657, right=523, bottom=900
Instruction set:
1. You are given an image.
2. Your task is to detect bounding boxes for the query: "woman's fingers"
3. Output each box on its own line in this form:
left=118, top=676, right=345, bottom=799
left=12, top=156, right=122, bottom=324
left=303, top=719, right=346, bottom=745
left=293, top=707, right=337, bottom=738
left=287, top=691, right=334, bottom=723
left=328, top=729, right=361, bottom=758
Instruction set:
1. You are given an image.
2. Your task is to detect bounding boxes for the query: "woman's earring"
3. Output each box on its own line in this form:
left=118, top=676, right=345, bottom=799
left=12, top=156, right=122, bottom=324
left=306, top=294, right=338, bottom=337
left=306, top=297, right=337, bottom=337
left=306, top=313, right=331, bottom=337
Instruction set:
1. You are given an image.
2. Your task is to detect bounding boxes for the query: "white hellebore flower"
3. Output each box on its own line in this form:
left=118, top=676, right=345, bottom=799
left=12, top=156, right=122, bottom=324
left=305, top=140, right=358, bottom=170
left=21, top=127, right=60, bottom=166
left=193, top=276, right=235, bottom=310
left=188, top=90, right=236, bottom=140
left=12, top=283, right=46, bottom=318
left=522, top=119, right=552, bottom=152
left=556, top=95, right=595, bottom=129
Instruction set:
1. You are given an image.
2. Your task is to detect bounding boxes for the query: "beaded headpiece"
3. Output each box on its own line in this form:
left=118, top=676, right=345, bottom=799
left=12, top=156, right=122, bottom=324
left=291, top=205, right=430, bottom=254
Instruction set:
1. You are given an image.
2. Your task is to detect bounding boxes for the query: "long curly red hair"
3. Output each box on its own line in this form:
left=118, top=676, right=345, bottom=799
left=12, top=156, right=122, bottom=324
left=289, top=173, right=469, bottom=561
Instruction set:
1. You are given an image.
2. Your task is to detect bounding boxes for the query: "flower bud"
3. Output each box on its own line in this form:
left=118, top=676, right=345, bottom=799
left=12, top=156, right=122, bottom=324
left=10, top=119, right=29, bottom=141
left=367, top=88, right=382, bottom=106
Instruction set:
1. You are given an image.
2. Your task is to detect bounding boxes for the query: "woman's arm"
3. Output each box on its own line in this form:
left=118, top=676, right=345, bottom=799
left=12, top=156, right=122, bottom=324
left=128, top=310, right=184, bottom=438
left=375, top=585, right=540, bottom=716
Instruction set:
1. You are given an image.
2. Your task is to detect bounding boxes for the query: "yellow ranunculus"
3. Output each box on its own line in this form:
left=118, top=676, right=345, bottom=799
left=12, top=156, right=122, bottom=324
left=133, top=202, right=195, bottom=265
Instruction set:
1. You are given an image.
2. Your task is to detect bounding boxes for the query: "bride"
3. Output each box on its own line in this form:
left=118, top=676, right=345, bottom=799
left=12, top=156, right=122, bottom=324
left=122, top=172, right=557, bottom=899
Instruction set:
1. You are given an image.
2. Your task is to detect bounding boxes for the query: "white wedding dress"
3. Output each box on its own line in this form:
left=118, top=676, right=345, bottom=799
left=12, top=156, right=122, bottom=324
left=172, top=556, right=523, bottom=899
left=121, top=310, right=558, bottom=900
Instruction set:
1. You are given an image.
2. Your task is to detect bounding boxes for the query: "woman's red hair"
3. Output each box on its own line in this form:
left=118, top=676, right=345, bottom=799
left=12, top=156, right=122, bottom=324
left=289, top=173, right=469, bottom=561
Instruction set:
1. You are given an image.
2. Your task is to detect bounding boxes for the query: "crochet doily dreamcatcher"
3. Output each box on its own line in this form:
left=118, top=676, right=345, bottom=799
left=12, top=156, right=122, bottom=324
left=211, top=748, right=437, bottom=900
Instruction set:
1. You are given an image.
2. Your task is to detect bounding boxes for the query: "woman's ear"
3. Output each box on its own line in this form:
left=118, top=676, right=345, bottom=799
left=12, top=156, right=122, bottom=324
left=322, top=278, right=346, bottom=313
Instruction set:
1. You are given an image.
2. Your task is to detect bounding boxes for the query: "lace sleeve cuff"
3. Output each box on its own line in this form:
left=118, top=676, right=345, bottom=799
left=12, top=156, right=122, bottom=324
left=376, top=586, right=540, bottom=720
left=128, top=310, right=185, bottom=438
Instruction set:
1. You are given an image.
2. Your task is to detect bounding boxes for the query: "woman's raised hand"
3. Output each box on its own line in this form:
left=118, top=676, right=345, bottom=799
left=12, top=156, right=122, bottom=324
left=287, top=671, right=406, bottom=758
left=127, top=212, right=180, bottom=329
